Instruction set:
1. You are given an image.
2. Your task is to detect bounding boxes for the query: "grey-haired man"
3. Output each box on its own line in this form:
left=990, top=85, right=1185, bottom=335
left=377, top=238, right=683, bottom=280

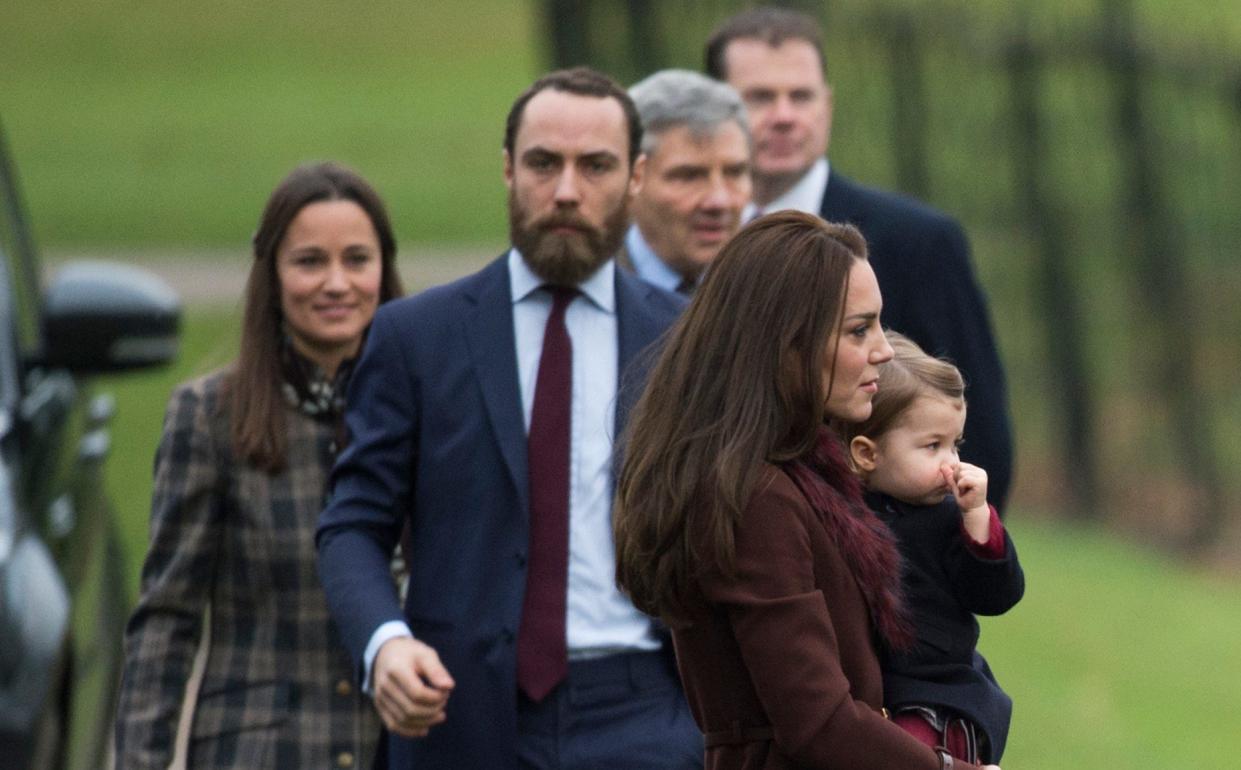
left=621, top=69, right=752, bottom=294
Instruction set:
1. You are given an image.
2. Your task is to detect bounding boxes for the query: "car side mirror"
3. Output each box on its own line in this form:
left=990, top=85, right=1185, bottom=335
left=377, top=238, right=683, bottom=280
left=36, top=261, right=181, bottom=375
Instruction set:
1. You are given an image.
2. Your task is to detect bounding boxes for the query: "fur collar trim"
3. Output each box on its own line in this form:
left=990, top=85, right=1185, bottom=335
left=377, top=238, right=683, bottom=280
left=784, top=427, right=914, bottom=651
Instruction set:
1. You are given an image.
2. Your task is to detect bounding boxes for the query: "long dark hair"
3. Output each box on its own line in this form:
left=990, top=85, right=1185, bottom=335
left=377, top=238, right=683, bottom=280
left=227, top=161, right=404, bottom=473
left=614, top=211, right=867, bottom=624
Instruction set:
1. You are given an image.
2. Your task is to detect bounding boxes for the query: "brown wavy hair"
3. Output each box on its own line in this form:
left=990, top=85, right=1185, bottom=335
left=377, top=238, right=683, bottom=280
left=613, top=211, right=868, bottom=625
left=226, top=161, right=404, bottom=473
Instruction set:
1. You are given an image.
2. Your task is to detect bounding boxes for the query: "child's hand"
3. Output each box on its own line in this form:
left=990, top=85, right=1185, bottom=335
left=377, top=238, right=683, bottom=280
left=942, top=462, right=991, bottom=544
left=951, top=462, right=988, bottom=513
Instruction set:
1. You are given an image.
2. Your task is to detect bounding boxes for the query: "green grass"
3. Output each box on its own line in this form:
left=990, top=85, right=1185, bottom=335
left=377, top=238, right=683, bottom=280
left=0, top=0, right=539, bottom=249
left=5, top=0, right=1239, bottom=253
left=97, top=310, right=1241, bottom=769
left=981, top=518, right=1241, bottom=766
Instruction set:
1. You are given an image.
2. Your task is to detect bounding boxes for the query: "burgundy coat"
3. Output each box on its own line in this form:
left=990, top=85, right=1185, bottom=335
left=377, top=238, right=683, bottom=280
left=671, top=465, right=981, bottom=769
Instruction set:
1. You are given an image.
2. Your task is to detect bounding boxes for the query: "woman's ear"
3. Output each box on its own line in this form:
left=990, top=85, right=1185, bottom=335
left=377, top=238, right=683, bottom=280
left=850, top=435, right=879, bottom=473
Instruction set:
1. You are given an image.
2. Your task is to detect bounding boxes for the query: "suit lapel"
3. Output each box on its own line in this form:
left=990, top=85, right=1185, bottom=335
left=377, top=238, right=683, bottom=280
left=614, top=269, right=666, bottom=438
left=460, top=261, right=668, bottom=512
left=461, top=257, right=529, bottom=515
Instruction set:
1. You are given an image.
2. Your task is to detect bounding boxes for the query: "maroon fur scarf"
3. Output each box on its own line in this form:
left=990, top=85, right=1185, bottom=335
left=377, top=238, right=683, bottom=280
left=784, top=427, right=914, bottom=652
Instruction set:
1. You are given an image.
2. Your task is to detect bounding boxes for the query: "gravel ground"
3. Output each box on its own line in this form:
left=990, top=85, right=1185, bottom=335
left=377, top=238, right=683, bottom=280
left=45, top=244, right=499, bottom=306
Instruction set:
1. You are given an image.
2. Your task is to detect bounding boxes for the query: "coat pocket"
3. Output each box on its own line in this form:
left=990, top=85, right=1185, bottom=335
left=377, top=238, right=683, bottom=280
left=190, top=679, right=292, bottom=743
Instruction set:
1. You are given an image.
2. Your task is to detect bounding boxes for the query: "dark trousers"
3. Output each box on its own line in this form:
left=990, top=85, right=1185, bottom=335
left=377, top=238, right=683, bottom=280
left=517, top=651, right=704, bottom=769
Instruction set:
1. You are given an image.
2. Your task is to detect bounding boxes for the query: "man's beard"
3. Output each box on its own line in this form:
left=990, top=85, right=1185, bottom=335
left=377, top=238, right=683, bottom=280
left=509, top=191, right=629, bottom=286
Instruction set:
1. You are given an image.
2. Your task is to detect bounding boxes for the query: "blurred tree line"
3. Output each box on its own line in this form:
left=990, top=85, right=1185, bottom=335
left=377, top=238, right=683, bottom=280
left=541, top=0, right=1241, bottom=553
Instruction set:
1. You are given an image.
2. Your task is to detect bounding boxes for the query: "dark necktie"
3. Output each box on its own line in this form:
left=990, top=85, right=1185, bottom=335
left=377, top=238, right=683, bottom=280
left=517, top=286, right=575, bottom=701
left=675, top=276, right=696, bottom=296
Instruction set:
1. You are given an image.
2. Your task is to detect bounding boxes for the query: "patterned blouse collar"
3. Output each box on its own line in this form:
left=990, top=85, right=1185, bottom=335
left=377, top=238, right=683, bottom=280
left=279, top=336, right=356, bottom=422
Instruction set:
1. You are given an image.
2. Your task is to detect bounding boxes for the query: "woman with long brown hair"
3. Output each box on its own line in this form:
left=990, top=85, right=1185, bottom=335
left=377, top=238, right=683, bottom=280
left=115, top=162, right=403, bottom=768
left=614, top=211, right=1000, bottom=769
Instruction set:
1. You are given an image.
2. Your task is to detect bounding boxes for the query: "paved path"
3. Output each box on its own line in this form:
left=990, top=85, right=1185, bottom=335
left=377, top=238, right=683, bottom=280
left=45, top=244, right=498, bottom=306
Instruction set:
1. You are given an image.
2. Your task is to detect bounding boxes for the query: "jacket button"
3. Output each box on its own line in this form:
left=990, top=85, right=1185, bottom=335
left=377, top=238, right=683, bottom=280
left=501, top=627, right=515, bottom=644
left=515, top=551, right=527, bottom=568
left=336, top=751, right=355, bottom=768
left=335, top=679, right=353, bottom=697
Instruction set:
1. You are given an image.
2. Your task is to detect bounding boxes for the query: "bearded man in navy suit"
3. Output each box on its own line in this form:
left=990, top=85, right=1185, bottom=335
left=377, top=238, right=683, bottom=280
left=316, top=67, right=702, bottom=769
left=706, top=6, right=1014, bottom=509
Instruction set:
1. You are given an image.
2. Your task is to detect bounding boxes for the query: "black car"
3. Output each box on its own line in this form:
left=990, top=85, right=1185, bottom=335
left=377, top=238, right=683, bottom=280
left=0, top=123, right=180, bottom=768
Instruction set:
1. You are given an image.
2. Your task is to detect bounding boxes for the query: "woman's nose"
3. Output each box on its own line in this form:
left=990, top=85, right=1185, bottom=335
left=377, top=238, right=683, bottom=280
left=872, top=334, right=894, bottom=363
left=323, top=261, right=349, bottom=292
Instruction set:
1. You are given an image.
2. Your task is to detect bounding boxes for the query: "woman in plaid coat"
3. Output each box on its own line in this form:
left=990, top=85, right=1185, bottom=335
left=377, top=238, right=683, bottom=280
left=114, top=162, right=404, bottom=769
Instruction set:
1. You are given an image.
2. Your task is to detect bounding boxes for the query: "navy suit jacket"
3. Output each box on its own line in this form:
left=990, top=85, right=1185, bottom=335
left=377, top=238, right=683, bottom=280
left=316, top=255, right=684, bottom=769
left=821, top=172, right=1014, bottom=510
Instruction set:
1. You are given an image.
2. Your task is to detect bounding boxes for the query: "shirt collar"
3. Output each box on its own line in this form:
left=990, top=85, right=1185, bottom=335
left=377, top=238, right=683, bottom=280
left=508, top=247, right=616, bottom=313
left=743, top=157, right=831, bottom=220
left=624, top=225, right=684, bottom=294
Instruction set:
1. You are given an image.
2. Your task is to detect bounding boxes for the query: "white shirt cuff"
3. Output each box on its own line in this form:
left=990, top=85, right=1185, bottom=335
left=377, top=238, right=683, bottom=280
left=362, top=620, right=414, bottom=695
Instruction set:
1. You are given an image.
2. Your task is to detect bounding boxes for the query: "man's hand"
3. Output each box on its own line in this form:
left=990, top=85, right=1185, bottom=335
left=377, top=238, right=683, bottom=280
left=371, top=637, right=455, bottom=738
left=942, top=462, right=990, bottom=544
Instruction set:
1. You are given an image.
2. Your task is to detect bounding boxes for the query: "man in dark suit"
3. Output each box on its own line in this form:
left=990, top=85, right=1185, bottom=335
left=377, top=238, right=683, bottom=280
left=705, top=7, right=1014, bottom=509
left=316, top=67, right=702, bottom=769
left=618, top=69, right=752, bottom=295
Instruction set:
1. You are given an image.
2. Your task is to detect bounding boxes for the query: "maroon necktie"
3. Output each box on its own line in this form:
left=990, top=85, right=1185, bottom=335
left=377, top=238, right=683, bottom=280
left=517, top=286, right=575, bottom=701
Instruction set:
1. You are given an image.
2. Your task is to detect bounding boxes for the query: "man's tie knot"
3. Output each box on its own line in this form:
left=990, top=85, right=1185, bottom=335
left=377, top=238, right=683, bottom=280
left=545, top=284, right=578, bottom=308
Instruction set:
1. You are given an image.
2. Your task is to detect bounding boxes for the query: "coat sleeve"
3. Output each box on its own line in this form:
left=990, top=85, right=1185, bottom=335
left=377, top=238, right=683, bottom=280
left=698, top=480, right=951, bottom=770
left=114, top=379, right=223, bottom=769
left=316, top=306, right=415, bottom=666
left=947, top=523, right=1025, bottom=617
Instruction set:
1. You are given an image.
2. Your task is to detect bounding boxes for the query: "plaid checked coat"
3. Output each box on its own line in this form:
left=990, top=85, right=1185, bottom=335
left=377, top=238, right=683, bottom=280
left=115, top=371, right=381, bottom=769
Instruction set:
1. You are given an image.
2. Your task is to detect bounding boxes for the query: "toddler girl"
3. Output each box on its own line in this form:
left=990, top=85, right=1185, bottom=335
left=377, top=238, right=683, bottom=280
left=845, top=332, right=1025, bottom=765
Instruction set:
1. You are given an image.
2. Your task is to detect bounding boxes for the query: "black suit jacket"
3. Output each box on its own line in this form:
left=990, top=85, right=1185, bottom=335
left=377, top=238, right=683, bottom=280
left=821, top=172, right=1014, bottom=509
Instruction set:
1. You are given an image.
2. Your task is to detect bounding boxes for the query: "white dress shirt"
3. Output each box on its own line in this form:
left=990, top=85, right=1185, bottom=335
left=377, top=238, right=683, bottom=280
left=743, top=157, right=831, bottom=220
left=363, top=251, right=658, bottom=690
left=507, top=249, right=659, bottom=657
